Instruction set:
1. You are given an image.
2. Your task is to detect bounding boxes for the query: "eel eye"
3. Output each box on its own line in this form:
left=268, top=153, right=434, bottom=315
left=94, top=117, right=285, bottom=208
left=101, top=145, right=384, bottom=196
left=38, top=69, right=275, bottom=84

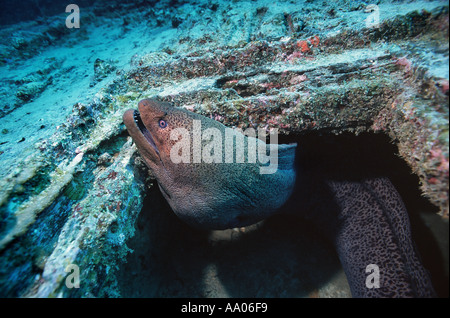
left=158, top=119, right=168, bottom=128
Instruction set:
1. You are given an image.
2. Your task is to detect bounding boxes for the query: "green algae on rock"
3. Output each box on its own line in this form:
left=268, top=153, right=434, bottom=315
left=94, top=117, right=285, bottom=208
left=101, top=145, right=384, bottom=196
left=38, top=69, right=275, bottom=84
left=23, top=139, right=149, bottom=297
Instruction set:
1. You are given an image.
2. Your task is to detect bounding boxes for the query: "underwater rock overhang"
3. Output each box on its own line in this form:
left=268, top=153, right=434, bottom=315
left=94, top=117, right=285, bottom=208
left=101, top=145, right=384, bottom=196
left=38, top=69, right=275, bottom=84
left=0, top=2, right=448, bottom=298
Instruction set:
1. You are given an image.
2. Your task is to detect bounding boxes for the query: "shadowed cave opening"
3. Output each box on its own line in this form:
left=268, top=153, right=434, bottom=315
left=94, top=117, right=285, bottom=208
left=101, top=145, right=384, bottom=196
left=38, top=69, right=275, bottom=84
left=117, top=131, right=448, bottom=298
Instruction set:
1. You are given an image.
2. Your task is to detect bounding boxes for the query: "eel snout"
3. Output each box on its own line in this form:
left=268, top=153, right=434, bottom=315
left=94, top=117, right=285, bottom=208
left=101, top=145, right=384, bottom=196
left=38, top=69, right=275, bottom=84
left=123, top=109, right=160, bottom=156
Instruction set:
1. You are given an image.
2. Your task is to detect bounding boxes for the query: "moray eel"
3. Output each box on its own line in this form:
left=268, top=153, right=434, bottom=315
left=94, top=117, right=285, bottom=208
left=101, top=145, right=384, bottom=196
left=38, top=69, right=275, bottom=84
left=123, top=98, right=296, bottom=229
left=327, top=178, right=436, bottom=297
left=290, top=139, right=437, bottom=298
left=123, top=98, right=435, bottom=297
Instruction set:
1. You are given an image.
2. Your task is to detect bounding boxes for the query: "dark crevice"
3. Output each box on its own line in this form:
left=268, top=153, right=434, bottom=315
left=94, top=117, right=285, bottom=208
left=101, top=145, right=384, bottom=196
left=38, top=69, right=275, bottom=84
left=279, top=130, right=447, bottom=297
left=118, top=130, right=447, bottom=297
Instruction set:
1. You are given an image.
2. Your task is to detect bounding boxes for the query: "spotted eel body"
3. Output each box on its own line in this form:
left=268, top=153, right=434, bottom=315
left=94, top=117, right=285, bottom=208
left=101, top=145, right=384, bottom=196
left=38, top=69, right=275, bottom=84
left=328, top=178, right=435, bottom=297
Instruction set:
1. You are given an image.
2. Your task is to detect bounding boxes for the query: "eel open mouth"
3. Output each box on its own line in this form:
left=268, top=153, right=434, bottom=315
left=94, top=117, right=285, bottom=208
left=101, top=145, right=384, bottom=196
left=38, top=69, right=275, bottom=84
left=133, top=110, right=160, bottom=156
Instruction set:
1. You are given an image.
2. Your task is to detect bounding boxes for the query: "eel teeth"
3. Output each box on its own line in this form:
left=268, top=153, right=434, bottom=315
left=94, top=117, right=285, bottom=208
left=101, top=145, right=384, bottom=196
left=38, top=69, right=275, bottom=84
left=133, top=110, right=140, bottom=125
left=133, top=110, right=160, bottom=156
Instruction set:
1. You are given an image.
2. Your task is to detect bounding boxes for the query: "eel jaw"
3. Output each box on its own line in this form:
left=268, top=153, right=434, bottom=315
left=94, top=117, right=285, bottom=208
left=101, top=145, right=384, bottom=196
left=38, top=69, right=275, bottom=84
left=133, top=110, right=160, bottom=157
left=123, top=108, right=160, bottom=158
